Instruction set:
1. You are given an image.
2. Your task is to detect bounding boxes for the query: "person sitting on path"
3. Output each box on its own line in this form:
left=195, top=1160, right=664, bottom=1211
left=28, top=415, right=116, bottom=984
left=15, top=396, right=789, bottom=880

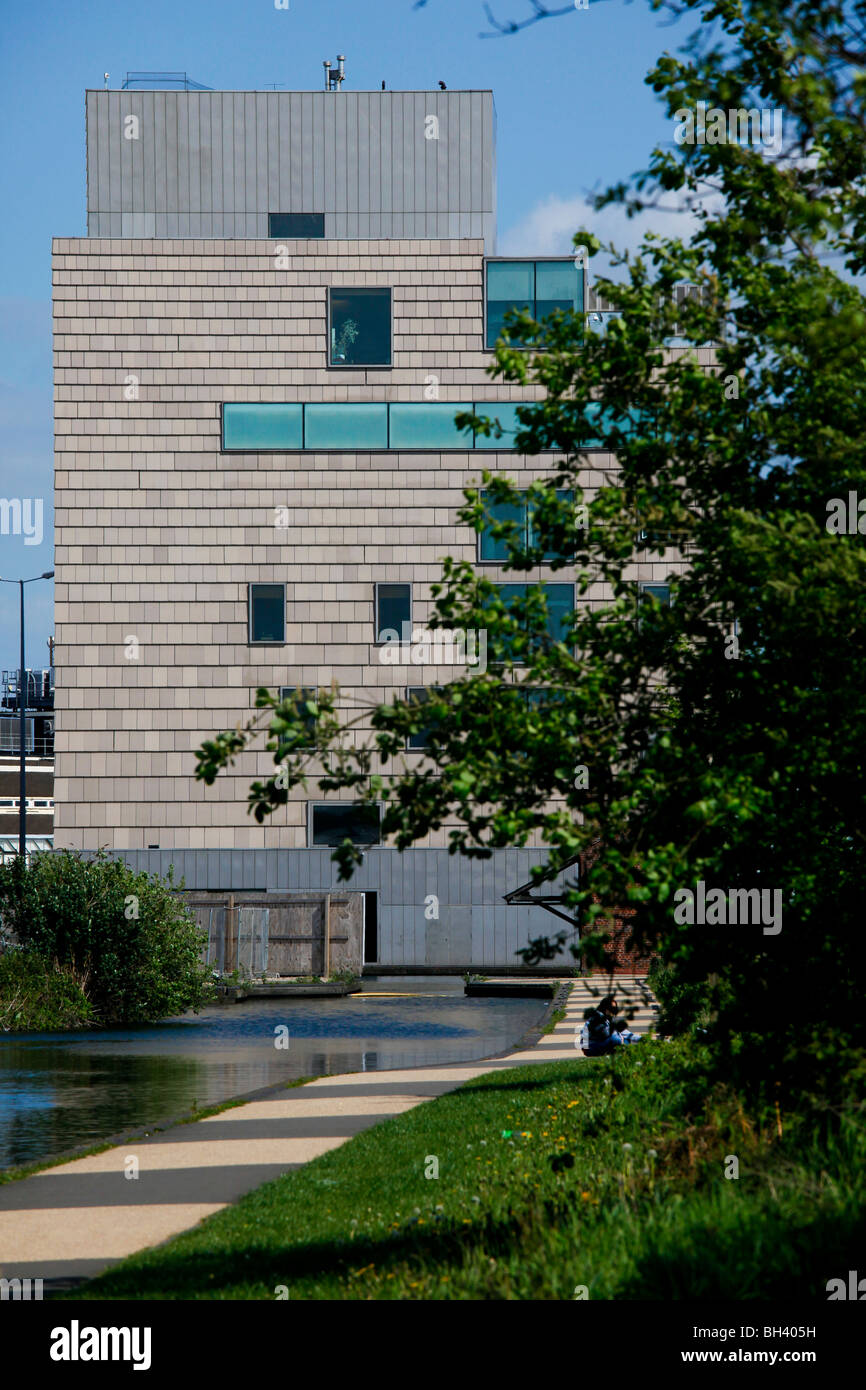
left=582, top=993, right=624, bottom=1055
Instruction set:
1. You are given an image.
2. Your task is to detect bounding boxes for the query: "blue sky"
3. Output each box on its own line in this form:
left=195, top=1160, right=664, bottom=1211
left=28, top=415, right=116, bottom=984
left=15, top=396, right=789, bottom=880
left=0, top=0, right=702, bottom=670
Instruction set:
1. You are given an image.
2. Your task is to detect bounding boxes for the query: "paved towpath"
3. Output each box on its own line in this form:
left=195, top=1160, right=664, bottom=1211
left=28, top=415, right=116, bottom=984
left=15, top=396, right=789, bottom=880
left=0, top=979, right=654, bottom=1285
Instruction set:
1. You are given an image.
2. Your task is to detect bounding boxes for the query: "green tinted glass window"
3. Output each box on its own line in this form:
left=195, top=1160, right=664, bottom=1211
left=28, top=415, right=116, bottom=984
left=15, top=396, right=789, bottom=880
left=304, top=404, right=388, bottom=450
left=474, top=402, right=527, bottom=450
left=479, top=494, right=527, bottom=563
left=223, top=404, right=303, bottom=450
left=528, top=489, right=575, bottom=562
left=535, top=261, right=581, bottom=319
left=389, top=404, right=473, bottom=449
left=486, top=262, right=534, bottom=346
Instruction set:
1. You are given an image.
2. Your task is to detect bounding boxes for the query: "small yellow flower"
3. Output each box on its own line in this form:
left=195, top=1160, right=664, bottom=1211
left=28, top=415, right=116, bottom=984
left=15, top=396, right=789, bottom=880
left=567, top=1100, right=579, bottom=1108
left=581, top=1191, right=592, bottom=1201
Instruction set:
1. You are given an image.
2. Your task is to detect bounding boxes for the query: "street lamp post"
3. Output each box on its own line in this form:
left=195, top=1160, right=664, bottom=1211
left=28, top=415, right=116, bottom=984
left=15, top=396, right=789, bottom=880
left=0, top=572, right=54, bottom=859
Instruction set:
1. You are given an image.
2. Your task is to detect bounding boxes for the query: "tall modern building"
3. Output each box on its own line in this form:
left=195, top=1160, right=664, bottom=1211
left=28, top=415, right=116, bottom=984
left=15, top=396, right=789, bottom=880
left=52, top=74, right=684, bottom=969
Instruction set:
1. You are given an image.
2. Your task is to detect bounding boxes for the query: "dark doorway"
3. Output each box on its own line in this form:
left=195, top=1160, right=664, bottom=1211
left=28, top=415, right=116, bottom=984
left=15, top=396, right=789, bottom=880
left=364, top=891, right=378, bottom=964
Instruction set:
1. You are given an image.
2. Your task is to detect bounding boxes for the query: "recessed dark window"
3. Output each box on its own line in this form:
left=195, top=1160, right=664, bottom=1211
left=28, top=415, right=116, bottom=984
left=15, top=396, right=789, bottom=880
left=639, top=584, right=671, bottom=606
left=330, top=288, right=392, bottom=367
left=405, top=686, right=442, bottom=750
left=268, top=213, right=325, bottom=238
left=311, top=803, right=382, bottom=847
left=249, top=583, right=286, bottom=643
left=375, top=583, right=411, bottom=642
left=279, top=687, right=321, bottom=749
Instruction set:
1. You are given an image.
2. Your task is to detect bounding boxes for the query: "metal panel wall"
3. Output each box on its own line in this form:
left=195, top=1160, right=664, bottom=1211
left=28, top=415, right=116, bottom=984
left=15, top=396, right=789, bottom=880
left=86, top=89, right=496, bottom=249
left=108, top=847, right=575, bottom=969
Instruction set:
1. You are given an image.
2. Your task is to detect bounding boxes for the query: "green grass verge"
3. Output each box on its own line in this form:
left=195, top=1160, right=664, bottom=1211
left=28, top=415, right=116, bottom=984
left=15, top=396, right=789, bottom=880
left=67, top=1041, right=866, bottom=1301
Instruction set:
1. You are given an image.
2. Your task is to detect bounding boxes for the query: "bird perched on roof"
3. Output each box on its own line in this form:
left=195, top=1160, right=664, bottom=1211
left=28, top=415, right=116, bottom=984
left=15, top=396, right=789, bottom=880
left=439, top=80, right=447, bottom=90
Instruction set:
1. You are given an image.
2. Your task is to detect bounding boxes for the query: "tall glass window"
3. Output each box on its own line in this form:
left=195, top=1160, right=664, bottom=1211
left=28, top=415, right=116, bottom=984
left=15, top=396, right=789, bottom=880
left=278, top=687, right=321, bottom=748
left=375, top=583, right=412, bottom=642
left=249, top=584, right=286, bottom=643
left=486, top=262, right=534, bottom=348
left=329, top=288, right=392, bottom=366
left=478, top=496, right=526, bottom=562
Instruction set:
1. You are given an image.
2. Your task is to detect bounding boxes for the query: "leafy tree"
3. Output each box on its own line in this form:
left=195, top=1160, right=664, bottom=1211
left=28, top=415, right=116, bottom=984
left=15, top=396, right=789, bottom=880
left=197, top=0, right=866, bottom=1078
left=0, top=851, right=211, bottom=1025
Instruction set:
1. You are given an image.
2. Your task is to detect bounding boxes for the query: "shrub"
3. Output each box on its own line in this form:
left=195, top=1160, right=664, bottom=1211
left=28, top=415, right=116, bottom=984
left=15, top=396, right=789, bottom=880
left=0, top=948, right=94, bottom=1031
left=0, top=851, right=212, bottom=1026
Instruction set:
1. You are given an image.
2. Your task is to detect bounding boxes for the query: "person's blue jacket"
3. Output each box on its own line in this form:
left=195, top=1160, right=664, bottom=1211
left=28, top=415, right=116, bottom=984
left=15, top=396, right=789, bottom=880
left=584, top=1008, right=622, bottom=1054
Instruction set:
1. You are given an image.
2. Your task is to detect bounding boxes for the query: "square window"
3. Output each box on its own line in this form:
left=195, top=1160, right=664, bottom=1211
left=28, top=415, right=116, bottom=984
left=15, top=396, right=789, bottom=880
left=375, top=583, right=411, bottom=643
left=249, top=584, right=286, bottom=643
left=310, top=803, right=382, bottom=847
left=268, top=213, right=325, bottom=238
left=487, top=583, right=575, bottom=663
left=329, top=288, right=392, bottom=367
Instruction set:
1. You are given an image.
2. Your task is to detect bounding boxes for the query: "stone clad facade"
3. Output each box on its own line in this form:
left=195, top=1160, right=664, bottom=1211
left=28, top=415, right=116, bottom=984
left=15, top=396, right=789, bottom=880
left=52, top=85, right=696, bottom=969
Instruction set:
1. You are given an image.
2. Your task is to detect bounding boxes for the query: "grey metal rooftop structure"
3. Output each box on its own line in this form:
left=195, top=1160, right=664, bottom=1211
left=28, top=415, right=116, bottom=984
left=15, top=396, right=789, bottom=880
left=86, top=87, right=497, bottom=247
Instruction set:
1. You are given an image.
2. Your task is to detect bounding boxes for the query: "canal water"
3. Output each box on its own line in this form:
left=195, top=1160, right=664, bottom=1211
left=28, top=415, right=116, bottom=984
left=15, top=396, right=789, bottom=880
left=0, top=977, right=548, bottom=1170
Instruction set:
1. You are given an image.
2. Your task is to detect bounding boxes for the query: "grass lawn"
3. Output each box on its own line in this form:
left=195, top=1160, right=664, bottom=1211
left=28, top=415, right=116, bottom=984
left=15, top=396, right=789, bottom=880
left=69, top=1041, right=865, bottom=1300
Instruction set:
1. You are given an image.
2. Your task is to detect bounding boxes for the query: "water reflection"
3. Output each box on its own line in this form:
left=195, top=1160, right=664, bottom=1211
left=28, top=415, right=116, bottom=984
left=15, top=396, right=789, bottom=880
left=0, top=981, right=546, bottom=1169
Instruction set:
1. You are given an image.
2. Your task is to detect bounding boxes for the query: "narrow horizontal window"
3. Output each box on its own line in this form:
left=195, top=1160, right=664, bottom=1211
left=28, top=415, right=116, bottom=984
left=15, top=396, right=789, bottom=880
left=223, top=404, right=303, bottom=451
left=310, top=803, right=382, bottom=847
left=249, top=583, right=286, bottom=644
left=268, top=213, right=325, bottom=238
left=473, top=402, right=526, bottom=451
left=389, top=403, right=473, bottom=449
left=304, top=403, right=388, bottom=450
left=220, top=402, right=568, bottom=452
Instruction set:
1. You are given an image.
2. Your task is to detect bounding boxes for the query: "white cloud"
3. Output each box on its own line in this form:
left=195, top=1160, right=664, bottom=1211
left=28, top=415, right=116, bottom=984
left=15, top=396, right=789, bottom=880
left=499, top=191, right=713, bottom=282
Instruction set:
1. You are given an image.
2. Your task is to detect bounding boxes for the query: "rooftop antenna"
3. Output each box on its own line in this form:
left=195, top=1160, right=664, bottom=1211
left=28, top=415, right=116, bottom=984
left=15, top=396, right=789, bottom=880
left=104, top=72, right=109, bottom=89
left=323, top=55, right=346, bottom=91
